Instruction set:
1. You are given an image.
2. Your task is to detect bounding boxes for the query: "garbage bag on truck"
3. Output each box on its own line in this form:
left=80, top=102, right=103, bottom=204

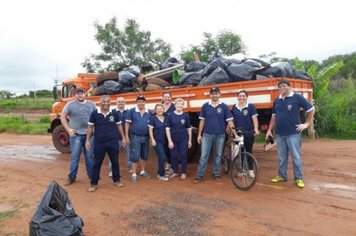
left=29, top=181, right=84, bottom=236
left=228, top=63, right=254, bottom=81
left=179, top=70, right=203, bottom=85
left=241, top=58, right=269, bottom=68
left=185, top=61, right=207, bottom=72
left=103, top=80, right=123, bottom=94
left=198, top=67, right=230, bottom=86
left=257, top=61, right=295, bottom=78
left=118, top=71, right=137, bottom=86
left=201, top=58, right=229, bottom=78
left=160, top=57, right=180, bottom=70
left=127, top=65, right=141, bottom=77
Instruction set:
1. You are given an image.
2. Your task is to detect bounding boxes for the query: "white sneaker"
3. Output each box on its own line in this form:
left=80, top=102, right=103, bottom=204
left=248, top=170, right=255, bottom=178
left=180, top=174, right=186, bottom=180
left=158, top=176, right=169, bottom=181
left=169, top=173, right=179, bottom=179
left=108, top=171, right=113, bottom=177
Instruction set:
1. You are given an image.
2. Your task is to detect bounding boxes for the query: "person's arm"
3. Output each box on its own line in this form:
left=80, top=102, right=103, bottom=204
left=125, top=121, right=131, bottom=144
left=197, top=119, right=205, bottom=145
left=227, top=120, right=238, bottom=138
left=252, top=116, right=260, bottom=136
left=60, top=112, right=76, bottom=137
left=296, top=108, right=315, bottom=132
left=266, top=115, right=276, bottom=138
left=118, top=123, right=126, bottom=147
left=148, top=126, right=156, bottom=147
left=166, top=128, right=174, bottom=149
left=85, top=125, right=94, bottom=150
left=187, top=127, right=192, bottom=148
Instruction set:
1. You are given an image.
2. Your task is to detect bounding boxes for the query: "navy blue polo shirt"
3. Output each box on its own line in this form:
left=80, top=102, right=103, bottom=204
left=231, top=103, right=258, bottom=135
left=148, top=116, right=167, bottom=144
left=112, top=108, right=129, bottom=140
left=163, top=103, right=176, bottom=117
left=88, top=109, right=121, bottom=144
left=166, top=112, right=191, bottom=141
left=272, top=92, right=314, bottom=136
left=126, top=107, right=152, bottom=136
left=199, top=101, right=233, bottom=134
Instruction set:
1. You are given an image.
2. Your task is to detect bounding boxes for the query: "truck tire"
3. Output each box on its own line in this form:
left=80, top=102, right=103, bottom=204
left=52, top=125, right=70, bottom=153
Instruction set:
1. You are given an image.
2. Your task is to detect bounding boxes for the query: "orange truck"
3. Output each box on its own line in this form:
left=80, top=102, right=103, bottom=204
left=48, top=73, right=313, bottom=159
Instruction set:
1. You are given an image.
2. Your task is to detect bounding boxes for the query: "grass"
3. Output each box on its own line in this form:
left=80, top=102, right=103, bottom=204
left=0, top=97, right=52, bottom=110
left=0, top=114, right=50, bottom=135
left=0, top=209, right=17, bottom=221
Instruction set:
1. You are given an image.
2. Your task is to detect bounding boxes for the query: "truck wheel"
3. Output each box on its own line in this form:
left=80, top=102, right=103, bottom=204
left=52, top=125, right=70, bottom=153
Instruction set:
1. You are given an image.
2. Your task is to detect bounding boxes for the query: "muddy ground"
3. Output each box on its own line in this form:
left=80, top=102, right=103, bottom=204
left=0, top=133, right=355, bottom=236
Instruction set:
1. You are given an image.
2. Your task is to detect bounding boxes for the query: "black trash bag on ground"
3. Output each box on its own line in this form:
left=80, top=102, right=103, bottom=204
left=201, top=58, right=229, bottom=78
left=118, top=71, right=137, bottom=86
left=160, top=57, right=180, bottom=70
left=104, top=80, right=123, bottom=94
left=257, top=61, right=295, bottom=78
left=29, top=181, right=84, bottom=236
left=228, top=63, right=254, bottom=81
left=185, top=61, right=207, bottom=72
left=198, top=67, right=230, bottom=86
left=179, top=70, right=203, bottom=85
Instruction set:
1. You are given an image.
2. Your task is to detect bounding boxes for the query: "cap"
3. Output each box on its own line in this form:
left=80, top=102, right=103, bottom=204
left=209, top=87, right=220, bottom=94
left=75, top=88, right=85, bottom=93
left=136, top=95, right=146, bottom=101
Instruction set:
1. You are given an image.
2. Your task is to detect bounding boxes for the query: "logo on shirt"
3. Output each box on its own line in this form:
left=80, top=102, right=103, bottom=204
left=243, top=109, right=249, bottom=116
left=109, top=116, right=115, bottom=122
left=217, top=108, right=222, bottom=113
left=287, top=104, right=293, bottom=110
left=181, top=119, right=185, bottom=125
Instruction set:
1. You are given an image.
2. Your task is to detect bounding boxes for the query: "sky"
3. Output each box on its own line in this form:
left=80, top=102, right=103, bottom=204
left=0, top=0, right=355, bottom=94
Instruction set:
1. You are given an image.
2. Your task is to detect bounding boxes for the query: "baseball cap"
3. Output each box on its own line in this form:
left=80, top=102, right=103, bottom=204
left=136, top=95, right=146, bottom=101
left=75, top=88, right=85, bottom=93
left=210, top=87, right=220, bottom=94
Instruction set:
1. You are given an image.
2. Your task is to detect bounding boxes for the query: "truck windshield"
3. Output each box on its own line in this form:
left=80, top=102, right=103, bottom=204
left=53, top=85, right=62, bottom=102
left=62, top=84, right=76, bottom=99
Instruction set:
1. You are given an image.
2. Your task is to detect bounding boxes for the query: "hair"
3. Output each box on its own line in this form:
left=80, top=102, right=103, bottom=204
left=155, top=103, right=164, bottom=110
left=174, top=97, right=185, bottom=105
left=162, top=91, right=172, bottom=97
left=278, top=79, right=291, bottom=87
left=237, top=90, right=248, bottom=96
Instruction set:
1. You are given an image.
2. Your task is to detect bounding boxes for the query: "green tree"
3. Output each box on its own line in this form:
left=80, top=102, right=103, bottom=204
left=0, top=90, right=15, bottom=99
left=82, top=18, right=172, bottom=72
left=180, top=30, right=246, bottom=63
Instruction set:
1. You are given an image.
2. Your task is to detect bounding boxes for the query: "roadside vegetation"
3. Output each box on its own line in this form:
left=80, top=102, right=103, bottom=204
left=0, top=97, right=52, bottom=111
left=0, top=114, right=50, bottom=135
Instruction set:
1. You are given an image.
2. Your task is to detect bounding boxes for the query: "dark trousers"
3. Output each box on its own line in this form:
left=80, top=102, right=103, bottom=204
left=170, top=138, right=188, bottom=174
left=153, top=142, right=169, bottom=176
left=244, top=135, right=255, bottom=169
left=91, top=140, right=120, bottom=185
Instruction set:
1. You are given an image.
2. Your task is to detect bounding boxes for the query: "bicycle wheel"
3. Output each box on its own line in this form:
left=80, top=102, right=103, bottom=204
left=229, top=151, right=258, bottom=191
left=221, top=143, right=231, bottom=174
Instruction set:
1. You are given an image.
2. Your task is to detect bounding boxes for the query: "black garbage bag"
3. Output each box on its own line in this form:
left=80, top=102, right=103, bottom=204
left=118, top=71, right=137, bottom=86
left=160, top=57, right=180, bottom=70
left=228, top=63, right=254, bottom=81
left=29, top=181, right=84, bottom=236
left=185, top=61, right=207, bottom=72
left=104, top=80, right=123, bottom=94
left=257, top=61, right=295, bottom=78
left=294, top=70, right=311, bottom=80
left=179, top=70, right=203, bottom=85
left=201, top=58, right=229, bottom=78
left=198, top=67, right=230, bottom=86
left=127, top=65, right=141, bottom=77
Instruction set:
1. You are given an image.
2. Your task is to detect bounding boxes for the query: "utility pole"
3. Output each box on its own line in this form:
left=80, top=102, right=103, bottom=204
left=33, top=80, right=36, bottom=100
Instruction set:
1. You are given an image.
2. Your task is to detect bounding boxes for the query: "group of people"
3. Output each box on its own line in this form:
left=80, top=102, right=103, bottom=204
left=61, top=79, right=314, bottom=192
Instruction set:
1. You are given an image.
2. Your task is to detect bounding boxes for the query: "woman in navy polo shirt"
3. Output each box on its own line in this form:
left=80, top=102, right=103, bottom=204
left=162, top=92, right=175, bottom=174
left=232, top=90, right=260, bottom=154
left=166, top=98, right=192, bottom=180
left=148, top=104, right=170, bottom=181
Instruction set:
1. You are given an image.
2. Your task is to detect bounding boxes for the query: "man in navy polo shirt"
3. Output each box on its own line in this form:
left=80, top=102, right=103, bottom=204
left=85, top=95, right=126, bottom=192
left=266, top=80, right=315, bottom=188
left=194, top=87, right=237, bottom=183
left=125, top=95, right=152, bottom=183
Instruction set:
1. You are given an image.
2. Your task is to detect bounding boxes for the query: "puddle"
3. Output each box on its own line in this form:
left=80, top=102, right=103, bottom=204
left=0, top=145, right=59, bottom=162
left=309, top=181, right=356, bottom=198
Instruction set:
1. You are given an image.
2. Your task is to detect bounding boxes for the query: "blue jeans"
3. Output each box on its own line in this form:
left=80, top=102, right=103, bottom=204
left=275, top=133, right=303, bottom=180
left=196, top=133, right=225, bottom=178
left=108, top=141, right=132, bottom=172
left=91, top=140, right=120, bottom=185
left=68, top=134, right=94, bottom=179
left=153, top=142, right=169, bottom=176
left=130, top=134, right=149, bottom=163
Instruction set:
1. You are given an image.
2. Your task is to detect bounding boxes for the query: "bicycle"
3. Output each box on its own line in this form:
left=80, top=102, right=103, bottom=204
left=221, top=128, right=259, bottom=191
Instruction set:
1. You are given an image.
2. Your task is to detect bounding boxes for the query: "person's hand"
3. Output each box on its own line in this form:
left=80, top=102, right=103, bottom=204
left=266, top=130, right=272, bottom=139
left=151, top=139, right=156, bottom=147
left=168, top=141, right=174, bottom=149
left=296, top=123, right=309, bottom=132
left=188, top=141, right=192, bottom=149
left=121, top=139, right=126, bottom=148
left=125, top=136, right=130, bottom=144
left=85, top=142, right=91, bottom=151
left=68, top=129, right=77, bottom=137
left=197, top=135, right=202, bottom=145
left=254, top=129, right=260, bottom=136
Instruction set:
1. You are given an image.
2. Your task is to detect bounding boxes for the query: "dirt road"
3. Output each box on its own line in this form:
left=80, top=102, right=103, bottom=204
left=0, top=133, right=355, bottom=236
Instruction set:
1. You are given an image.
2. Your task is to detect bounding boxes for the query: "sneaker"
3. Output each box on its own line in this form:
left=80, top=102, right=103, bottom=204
left=158, top=175, right=169, bottom=181
left=213, top=176, right=222, bottom=182
left=166, top=168, right=174, bottom=176
left=180, top=174, right=187, bottom=180
left=165, top=163, right=171, bottom=171
left=64, top=178, right=75, bottom=186
left=88, top=185, right=97, bottom=192
left=248, top=170, right=255, bottom=178
left=140, top=171, right=151, bottom=179
left=193, top=177, right=203, bottom=184
left=270, top=176, right=287, bottom=183
left=131, top=174, right=137, bottom=183
left=114, top=181, right=124, bottom=187
left=108, top=171, right=113, bottom=177
left=296, top=179, right=305, bottom=188
left=169, top=173, right=179, bottom=179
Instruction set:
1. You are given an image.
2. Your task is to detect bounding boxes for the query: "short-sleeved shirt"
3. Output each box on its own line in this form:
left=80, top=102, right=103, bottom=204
left=148, top=116, right=167, bottom=144
left=88, top=109, right=121, bottom=144
left=126, top=107, right=152, bottom=136
left=62, top=100, right=97, bottom=135
left=231, top=103, right=258, bottom=135
left=166, top=112, right=191, bottom=141
left=163, top=103, right=176, bottom=117
left=272, top=92, right=314, bottom=136
left=112, top=108, right=129, bottom=140
left=199, top=101, right=233, bottom=134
